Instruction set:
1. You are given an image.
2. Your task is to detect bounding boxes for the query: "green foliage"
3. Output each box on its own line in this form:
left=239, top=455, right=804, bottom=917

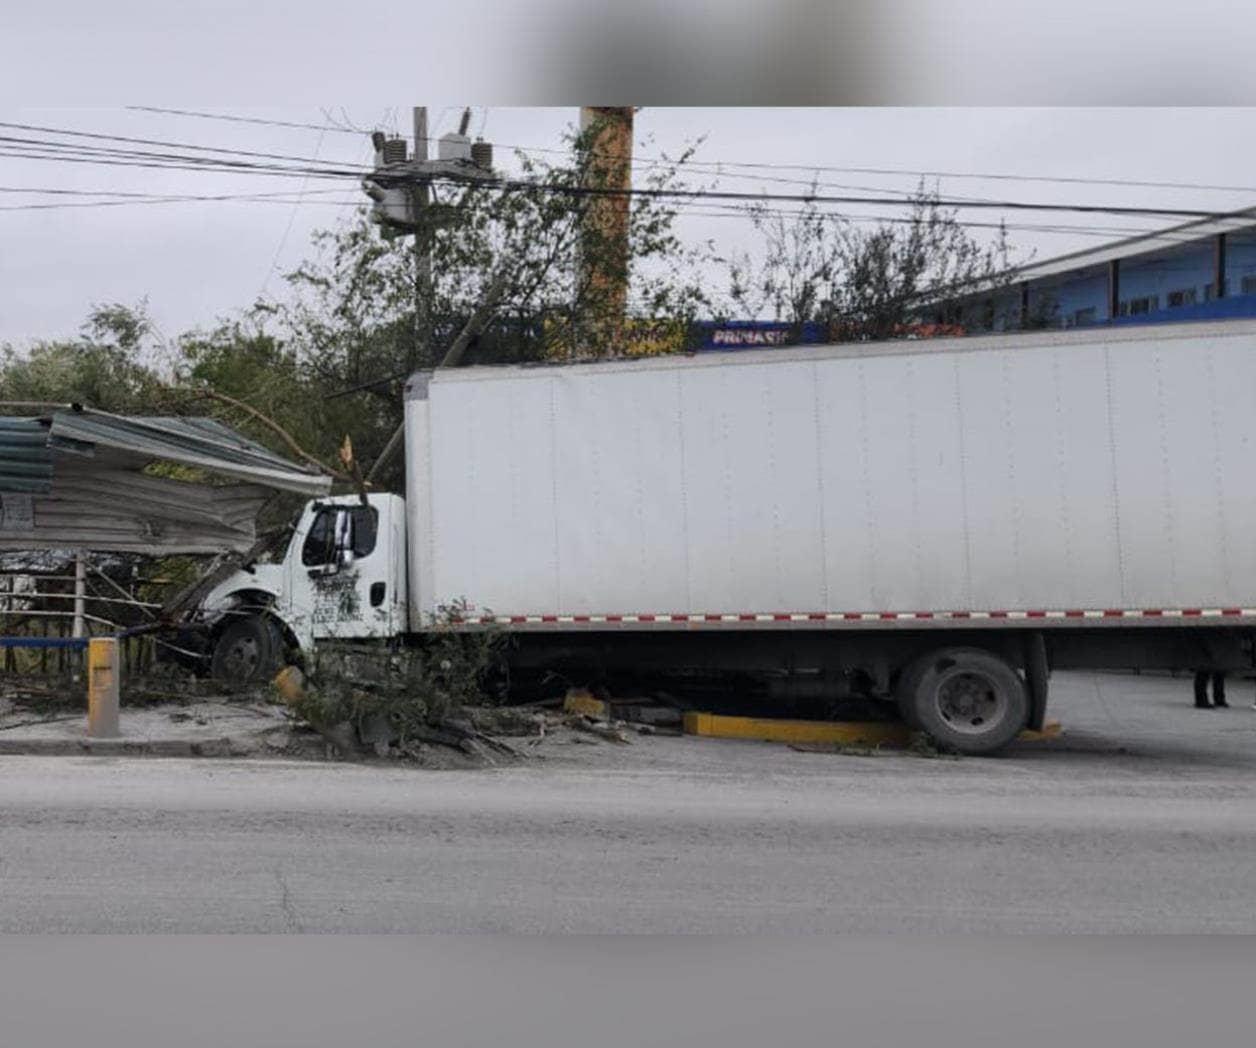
left=288, top=601, right=510, bottom=747
left=0, top=300, right=167, bottom=413
left=723, top=183, right=1022, bottom=341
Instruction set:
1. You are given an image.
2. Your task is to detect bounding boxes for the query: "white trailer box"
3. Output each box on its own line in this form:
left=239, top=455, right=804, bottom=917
left=404, top=319, right=1256, bottom=629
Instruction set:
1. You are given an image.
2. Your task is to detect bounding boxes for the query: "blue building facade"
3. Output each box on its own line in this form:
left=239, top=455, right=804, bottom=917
left=946, top=217, right=1256, bottom=334
left=687, top=212, right=1256, bottom=354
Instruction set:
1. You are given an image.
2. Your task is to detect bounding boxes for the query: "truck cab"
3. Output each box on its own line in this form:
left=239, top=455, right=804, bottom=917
left=198, top=492, right=407, bottom=683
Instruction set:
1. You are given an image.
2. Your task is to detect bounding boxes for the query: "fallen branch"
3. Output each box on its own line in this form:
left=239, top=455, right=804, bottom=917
left=171, top=386, right=351, bottom=482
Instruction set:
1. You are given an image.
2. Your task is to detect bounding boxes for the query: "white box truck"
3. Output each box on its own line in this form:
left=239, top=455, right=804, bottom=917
left=193, top=319, right=1256, bottom=753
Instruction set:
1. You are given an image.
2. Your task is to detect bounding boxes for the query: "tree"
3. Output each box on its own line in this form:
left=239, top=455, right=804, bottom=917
left=256, top=118, right=712, bottom=488
left=723, top=184, right=1021, bottom=342
left=0, top=300, right=166, bottom=413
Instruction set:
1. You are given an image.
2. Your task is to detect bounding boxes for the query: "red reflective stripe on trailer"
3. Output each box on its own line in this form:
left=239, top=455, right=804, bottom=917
left=475, top=606, right=1256, bottom=626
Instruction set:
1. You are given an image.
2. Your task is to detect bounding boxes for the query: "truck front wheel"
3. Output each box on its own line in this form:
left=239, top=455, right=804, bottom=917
left=210, top=614, right=282, bottom=688
left=901, top=647, right=1028, bottom=755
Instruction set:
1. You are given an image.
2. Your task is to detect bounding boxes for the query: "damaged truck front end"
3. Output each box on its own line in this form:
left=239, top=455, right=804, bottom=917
left=180, top=494, right=409, bottom=687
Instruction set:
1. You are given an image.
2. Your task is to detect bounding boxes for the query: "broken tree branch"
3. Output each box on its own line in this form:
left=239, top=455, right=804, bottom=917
left=171, top=386, right=351, bottom=481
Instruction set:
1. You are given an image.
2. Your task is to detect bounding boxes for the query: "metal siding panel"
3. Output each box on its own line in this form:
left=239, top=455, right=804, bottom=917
left=579, top=369, right=687, bottom=614
left=815, top=358, right=877, bottom=609
left=1107, top=341, right=1177, bottom=608
left=428, top=380, right=483, bottom=612
left=1052, top=346, right=1125, bottom=607
left=1211, top=339, right=1256, bottom=604
left=957, top=352, right=1021, bottom=608
left=759, top=362, right=825, bottom=611
left=478, top=377, right=557, bottom=615
left=678, top=367, right=740, bottom=612
left=995, top=348, right=1073, bottom=609
left=859, top=354, right=927, bottom=608
left=420, top=321, right=1256, bottom=621
left=904, top=353, right=969, bottom=610
left=1154, top=340, right=1233, bottom=606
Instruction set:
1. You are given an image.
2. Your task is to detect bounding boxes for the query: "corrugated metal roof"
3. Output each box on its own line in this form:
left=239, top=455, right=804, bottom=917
left=0, top=409, right=332, bottom=553
left=47, top=409, right=332, bottom=496
left=0, top=418, right=54, bottom=494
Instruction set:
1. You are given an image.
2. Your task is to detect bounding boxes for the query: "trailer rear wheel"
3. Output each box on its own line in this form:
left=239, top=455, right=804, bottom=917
left=903, top=648, right=1028, bottom=755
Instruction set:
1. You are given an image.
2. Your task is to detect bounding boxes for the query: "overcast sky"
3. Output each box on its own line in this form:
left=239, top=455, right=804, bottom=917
left=3, top=105, right=1256, bottom=348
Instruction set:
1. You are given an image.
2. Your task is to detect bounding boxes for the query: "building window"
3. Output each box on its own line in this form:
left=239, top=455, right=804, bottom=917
left=1167, top=287, right=1197, bottom=308
left=1122, top=295, right=1159, bottom=316
left=1242, top=276, right=1256, bottom=296
left=1070, top=307, right=1097, bottom=327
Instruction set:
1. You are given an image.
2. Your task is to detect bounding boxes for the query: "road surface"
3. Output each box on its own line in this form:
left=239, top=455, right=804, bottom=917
left=2, top=671, right=1255, bottom=932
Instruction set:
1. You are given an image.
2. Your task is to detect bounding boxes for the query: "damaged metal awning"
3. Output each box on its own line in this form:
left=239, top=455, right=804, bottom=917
left=0, top=408, right=333, bottom=554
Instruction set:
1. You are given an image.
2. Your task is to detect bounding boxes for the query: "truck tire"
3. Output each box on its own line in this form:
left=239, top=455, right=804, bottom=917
left=902, top=647, right=1029, bottom=755
left=210, top=614, right=281, bottom=688
left=894, top=657, right=931, bottom=730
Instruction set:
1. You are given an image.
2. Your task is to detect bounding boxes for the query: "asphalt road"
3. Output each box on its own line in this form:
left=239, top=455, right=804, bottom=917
left=2, top=670, right=1256, bottom=932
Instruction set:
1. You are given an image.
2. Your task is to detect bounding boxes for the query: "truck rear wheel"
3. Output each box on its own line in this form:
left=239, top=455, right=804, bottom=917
left=211, top=614, right=282, bottom=688
left=902, top=647, right=1028, bottom=755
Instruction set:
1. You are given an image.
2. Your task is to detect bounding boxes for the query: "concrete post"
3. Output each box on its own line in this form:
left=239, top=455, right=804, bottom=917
left=87, top=637, right=120, bottom=738
left=73, top=550, right=86, bottom=639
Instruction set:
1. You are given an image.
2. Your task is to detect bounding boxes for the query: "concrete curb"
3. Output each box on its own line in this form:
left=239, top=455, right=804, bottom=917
left=683, top=712, right=1063, bottom=747
left=0, top=736, right=268, bottom=758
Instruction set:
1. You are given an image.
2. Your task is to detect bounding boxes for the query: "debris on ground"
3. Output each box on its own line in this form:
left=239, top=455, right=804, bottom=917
left=562, top=687, right=684, bottom=728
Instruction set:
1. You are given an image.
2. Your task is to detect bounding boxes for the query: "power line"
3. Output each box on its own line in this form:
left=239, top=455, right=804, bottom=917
left=259, top=127, right=328, bottom=300
left=10, top=119, right=1256, bottom=225
left=124, top=105, right=1256, bottom=198
left=125, top=106, right=365, bottom=136
left=0, top=121, right=365, bottom=169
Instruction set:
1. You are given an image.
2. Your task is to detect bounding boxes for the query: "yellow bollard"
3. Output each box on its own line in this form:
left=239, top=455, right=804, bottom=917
left=87, top=637, right=121, bottom=738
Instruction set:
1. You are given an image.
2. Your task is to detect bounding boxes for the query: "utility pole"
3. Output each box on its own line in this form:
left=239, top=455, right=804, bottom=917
left=412, top=107, right=432, bottom=367
left=361, top=108, right=498, bottom=484
left=363, top=107, right=496, bottom=368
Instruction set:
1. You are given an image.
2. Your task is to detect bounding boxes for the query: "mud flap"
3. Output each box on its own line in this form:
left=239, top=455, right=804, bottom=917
left=1023, top=631, right=1049, bottom=732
